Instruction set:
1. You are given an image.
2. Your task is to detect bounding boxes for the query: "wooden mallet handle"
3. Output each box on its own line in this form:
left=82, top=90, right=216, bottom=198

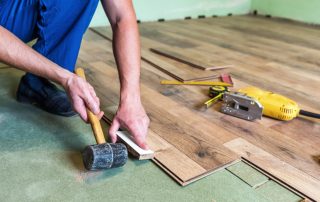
left=75, top=68, right=106, bottom=144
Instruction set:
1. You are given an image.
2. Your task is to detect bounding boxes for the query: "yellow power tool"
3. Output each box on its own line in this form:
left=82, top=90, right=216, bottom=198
left=238, top=86, right=320, bottom=121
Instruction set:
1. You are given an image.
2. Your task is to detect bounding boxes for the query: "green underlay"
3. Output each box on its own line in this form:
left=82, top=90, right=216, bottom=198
left=226, top=161, right=269, bottom=188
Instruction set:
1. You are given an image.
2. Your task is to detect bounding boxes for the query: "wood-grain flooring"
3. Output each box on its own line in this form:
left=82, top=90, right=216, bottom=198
left=78, top=15, right=320, bottom=200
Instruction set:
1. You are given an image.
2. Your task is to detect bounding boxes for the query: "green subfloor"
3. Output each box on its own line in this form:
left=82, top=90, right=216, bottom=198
left=0, top=67, right=302, bottom=202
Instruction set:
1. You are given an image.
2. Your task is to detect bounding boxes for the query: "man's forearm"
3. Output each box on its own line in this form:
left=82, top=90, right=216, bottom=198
left=101, top=0, right=142, bottom=104
left=0, top=26, right=72, bottom=87
left=112, top=18, right=141, bottom=104
left=99, top=0, right=150, bottom=148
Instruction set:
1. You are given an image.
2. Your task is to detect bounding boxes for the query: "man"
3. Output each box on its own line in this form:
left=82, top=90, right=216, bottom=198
left=0, top=0, right=149, bottom=149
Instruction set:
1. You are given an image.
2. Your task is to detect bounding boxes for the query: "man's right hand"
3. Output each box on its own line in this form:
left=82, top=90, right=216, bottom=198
left=63, top=74, right=104, bottom=122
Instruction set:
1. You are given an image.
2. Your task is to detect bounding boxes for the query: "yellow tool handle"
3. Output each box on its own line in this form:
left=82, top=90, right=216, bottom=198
left=160, top=80, right=232, bottom=86
left=75, top=68, right=106, bottom=144
left=204, top=94, right=223, bottom=108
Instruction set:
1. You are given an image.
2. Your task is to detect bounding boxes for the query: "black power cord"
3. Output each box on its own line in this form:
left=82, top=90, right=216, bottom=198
left=299, top=110, right=320, bottom=119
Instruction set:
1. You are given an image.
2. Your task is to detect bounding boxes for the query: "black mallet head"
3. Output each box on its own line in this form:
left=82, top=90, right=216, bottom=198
left=75, top=68, right=128, bottom=171
left=82, top=143, right=128, bottom=171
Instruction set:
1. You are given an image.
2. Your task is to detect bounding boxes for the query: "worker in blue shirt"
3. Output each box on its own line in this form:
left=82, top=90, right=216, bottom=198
left=0, top=0, right=149, bottom=149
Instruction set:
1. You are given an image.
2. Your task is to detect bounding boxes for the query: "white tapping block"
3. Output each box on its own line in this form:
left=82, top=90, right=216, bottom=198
left=116, top=130, right=155, bottom=160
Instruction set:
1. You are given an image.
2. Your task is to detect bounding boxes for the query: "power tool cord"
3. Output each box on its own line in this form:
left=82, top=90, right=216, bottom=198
left=299, top=110, right=320, bottom=119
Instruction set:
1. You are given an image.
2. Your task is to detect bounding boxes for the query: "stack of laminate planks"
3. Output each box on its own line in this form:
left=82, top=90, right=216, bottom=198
left=78, top=15, right=320, bottom=200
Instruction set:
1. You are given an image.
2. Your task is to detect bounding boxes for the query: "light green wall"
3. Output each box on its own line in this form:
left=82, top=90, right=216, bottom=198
left=90, top=0, right=251, bottom=27
left=90, top=0, right=320, bottom=27
left=251, top=0, right=320, bottom=24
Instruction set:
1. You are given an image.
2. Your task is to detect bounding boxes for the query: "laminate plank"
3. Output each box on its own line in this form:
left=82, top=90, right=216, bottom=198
left=157, top=19, right=320, bottom=75
left=145, top=19, right=320, bottom=80
left=140, top=38, right=229, bottom=82
left=142, top=49, right=203, bottom=82
left=141, top=60, right=289, bottom=129
left=136, top=22, right=320, bottom=109
left=139, top=21, right=318, bottom=178
left=88, top=26, right=318, bottom=179
left=172, top=18, right=320, bottom=79
left=154, top=147, right=206, bottom=182
left=89, top=60, right=238, bottom=165
left=84, top=62, right=209, bottom=184
left=224, top=138, right=320, bottom=201
left=114, top=29, right=318, bottom=179
left=136, top=27, right=198, bottom=49
left=85, top=17, right=320, bottom=195
left=141, top=34, right=318, bottom=120
left=93, top=27, right=222, bottom=82
left=150, top=48, right=232, bottom=71
left=216, top=16, right=320, bottom=50
left=175, top=16, right=320, bottom=58
left=140, top=86, right=238, bottom=170
left=83, top=59, right=239, bottom=184
left=217, top=115, right=320, bottom=179
left=271, top=118, right=320, bottom=153
left=103, top=107, right=224, bottom=185
left=90, top=19, right=320, bottom=113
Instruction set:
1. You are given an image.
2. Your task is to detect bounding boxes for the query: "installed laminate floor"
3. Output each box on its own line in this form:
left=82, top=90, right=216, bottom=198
left=78, top=15, right=320, bottom=200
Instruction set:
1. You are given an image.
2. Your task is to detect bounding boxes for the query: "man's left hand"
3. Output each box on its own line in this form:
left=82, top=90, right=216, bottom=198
left=108, top=100, right=150, bottom=150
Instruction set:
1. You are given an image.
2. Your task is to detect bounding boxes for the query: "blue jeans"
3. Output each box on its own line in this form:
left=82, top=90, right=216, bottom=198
left=0, top=0, right=99, bottom=84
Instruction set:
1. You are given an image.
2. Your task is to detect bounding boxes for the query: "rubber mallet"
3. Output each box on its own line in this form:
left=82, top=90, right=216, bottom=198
left=75, top=68, right=128, bottom=171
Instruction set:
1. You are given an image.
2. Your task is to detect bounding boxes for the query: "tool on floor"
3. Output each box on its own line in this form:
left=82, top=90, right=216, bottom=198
left=221, top=92, right=264, bottom=121
left=184, top=73, right=234, bottom=83
left=150, top=48, right=233, bottom=71
left=203, top=86, right=263, bottom=121
left=219, top=73, right=234, bottom=86
left=75, top=68, right=128, bottom=170
left=205, top=86, right=320, bottom=121
left=160, top=80, right=232, bottom=86
left=238, top=86, right=320, bottom=121
left=204, top=86, right=229, bottom=108
left=183, top=74, right=219, bottom=82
